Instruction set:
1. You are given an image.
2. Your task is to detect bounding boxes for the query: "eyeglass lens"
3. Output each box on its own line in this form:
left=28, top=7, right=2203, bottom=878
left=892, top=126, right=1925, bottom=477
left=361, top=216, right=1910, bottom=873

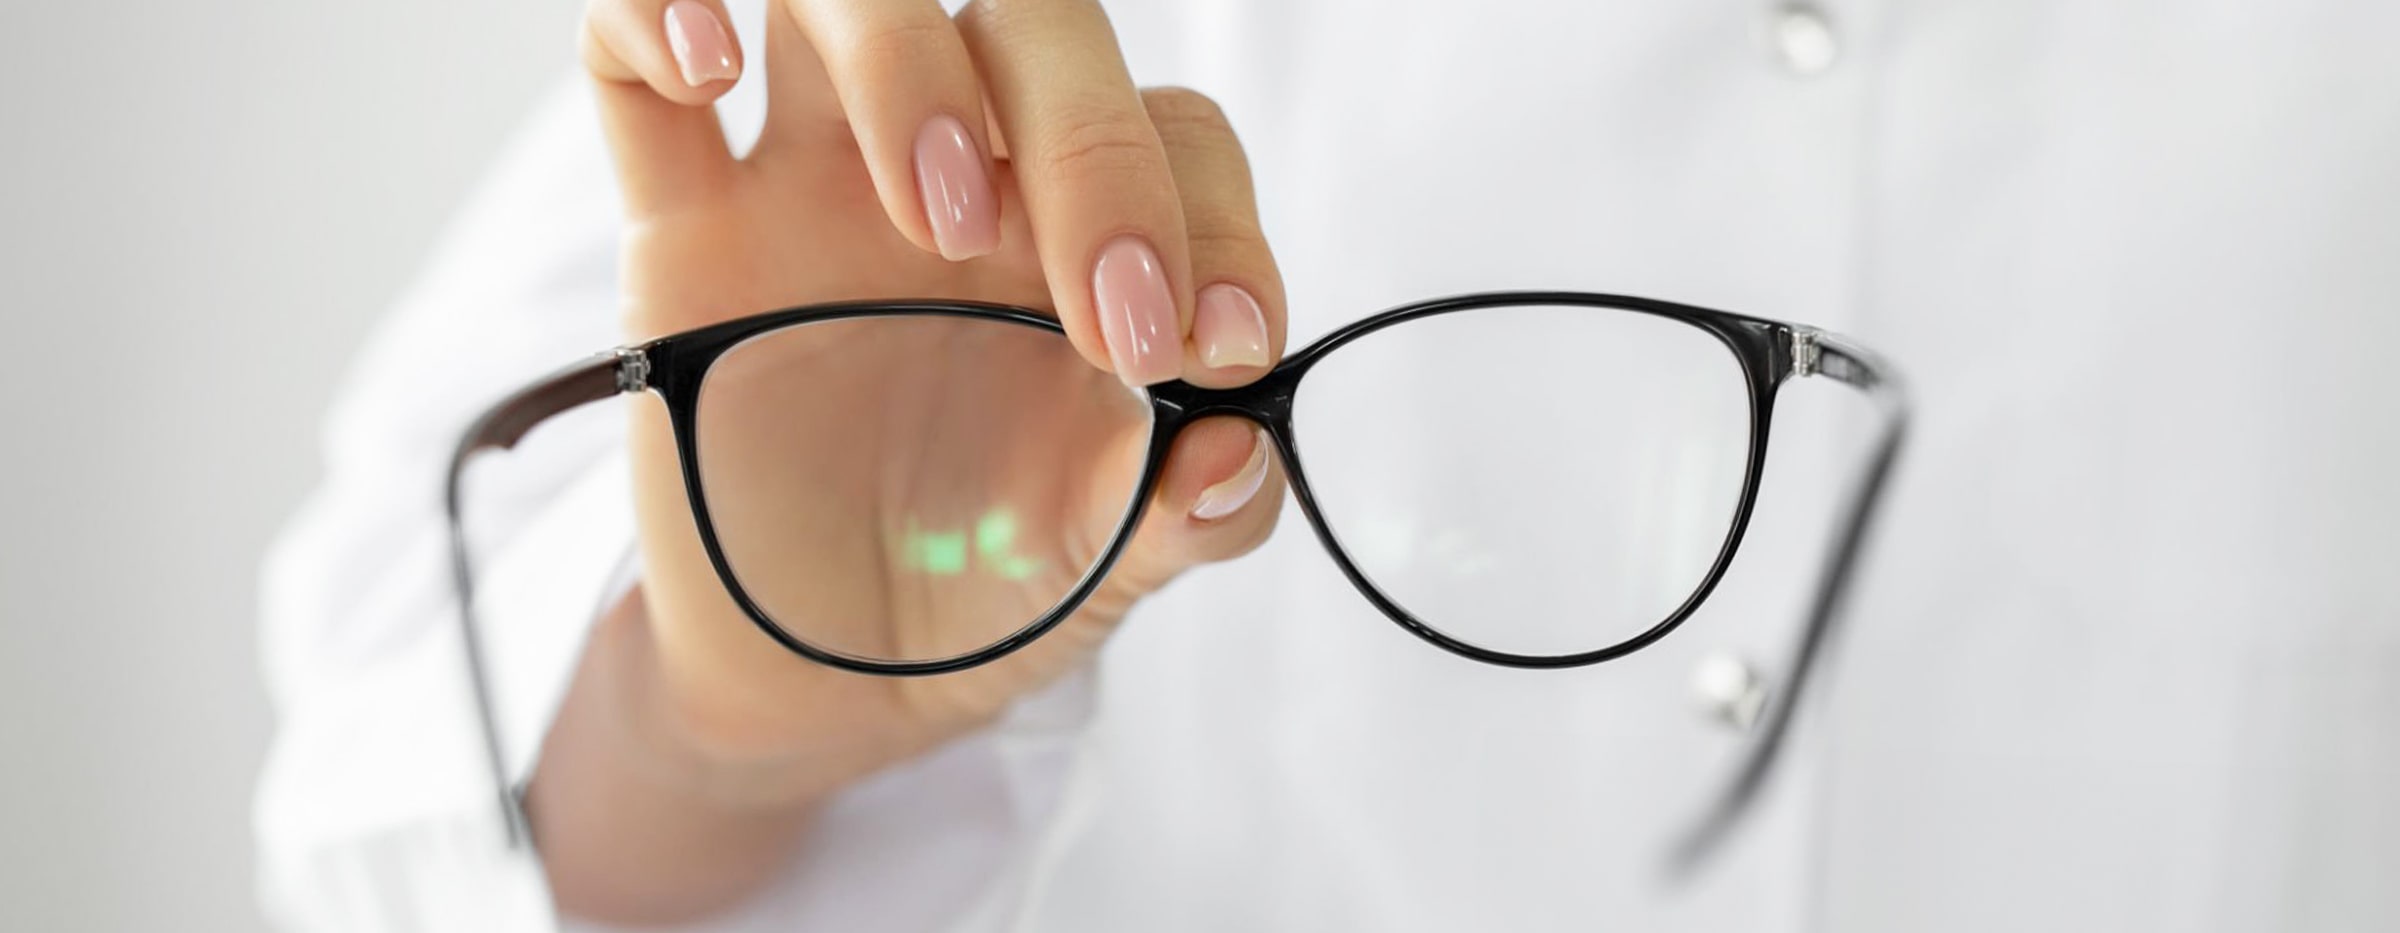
left=694, top=313, right=1152, bottom=664
left=1291, top=303, right=1754, bottom=657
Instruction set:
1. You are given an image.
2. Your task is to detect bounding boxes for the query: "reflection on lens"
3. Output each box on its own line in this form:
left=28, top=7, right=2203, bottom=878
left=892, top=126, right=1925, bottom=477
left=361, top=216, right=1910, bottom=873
left=896, top=507, right=1045, bottom=581
left=695, top=313, right=1150, bottom=664
left=1293, top=303, right=1753, bottom=657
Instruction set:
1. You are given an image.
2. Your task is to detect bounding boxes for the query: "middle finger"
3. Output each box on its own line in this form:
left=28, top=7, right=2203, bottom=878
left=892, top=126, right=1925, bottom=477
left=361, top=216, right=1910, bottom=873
left=958, top=0, right=1193, bottom=388
left=767, top=0, right=1005, bottom=262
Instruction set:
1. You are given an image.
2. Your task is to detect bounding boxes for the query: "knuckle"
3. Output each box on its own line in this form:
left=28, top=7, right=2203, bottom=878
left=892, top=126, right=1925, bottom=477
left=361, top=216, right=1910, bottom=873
left=956, top=0, right=1021, bottom=34
left=836, top=16, right=956, bottom=75
left=1144, top=87, right=1251, bottom=182
left=1183, top=218, right=1268, bottom=257
left=960, top=0, right=1109, bottom=49
left=1031, top=104, right=1168, bottom=185
left=1140, top=86, right=1231, bottom=136
left=577, top=8, right=635, bottom=80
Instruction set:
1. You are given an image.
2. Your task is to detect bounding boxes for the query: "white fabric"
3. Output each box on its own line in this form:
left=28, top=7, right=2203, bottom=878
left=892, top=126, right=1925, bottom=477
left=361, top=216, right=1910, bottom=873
left=257, top=1, right=2400, bottom=930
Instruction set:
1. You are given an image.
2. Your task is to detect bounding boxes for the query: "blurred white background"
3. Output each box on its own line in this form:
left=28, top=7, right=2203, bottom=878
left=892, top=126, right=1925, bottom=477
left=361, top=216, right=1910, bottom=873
left=0, top=2, right=577, bottom=927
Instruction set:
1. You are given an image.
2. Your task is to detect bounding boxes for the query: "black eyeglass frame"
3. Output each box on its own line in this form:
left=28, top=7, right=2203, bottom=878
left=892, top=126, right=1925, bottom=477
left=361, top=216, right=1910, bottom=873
left=447, top=290, right=1907, bottom=874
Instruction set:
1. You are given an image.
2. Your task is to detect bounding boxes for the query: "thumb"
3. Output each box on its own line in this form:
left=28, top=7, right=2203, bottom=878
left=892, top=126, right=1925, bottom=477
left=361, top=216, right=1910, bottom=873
left=1101, top=416, right=1284, bottom=599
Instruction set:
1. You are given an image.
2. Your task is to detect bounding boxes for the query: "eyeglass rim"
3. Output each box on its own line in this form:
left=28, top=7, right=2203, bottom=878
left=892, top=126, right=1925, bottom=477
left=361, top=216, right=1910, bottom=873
left=638, top=291, right=1790, bottom=675
left=658, top=304, right=1162, bottom=676
left=1259, top=291, right=1783, bottom=669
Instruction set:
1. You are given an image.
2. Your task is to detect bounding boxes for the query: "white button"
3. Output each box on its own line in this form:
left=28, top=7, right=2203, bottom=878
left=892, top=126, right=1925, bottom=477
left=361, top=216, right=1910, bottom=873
left=1768, top=3, right=1840, bottom=77
left=1692, top=652, right=1770, bottom=731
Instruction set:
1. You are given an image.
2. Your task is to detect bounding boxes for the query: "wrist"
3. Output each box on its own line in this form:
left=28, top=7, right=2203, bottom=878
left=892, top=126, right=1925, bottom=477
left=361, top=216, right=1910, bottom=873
left=619, top=584, right=933, bottom=811
left=530, top=588, right=828, bottom=923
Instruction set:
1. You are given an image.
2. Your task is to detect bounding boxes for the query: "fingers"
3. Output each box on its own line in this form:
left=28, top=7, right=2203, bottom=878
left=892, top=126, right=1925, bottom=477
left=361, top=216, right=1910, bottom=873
left=1140, top=87, right=1286, bottom=388
left=592, top=0, right=1282, bottom=395
left=582, top=0, right=745, bottom=215
left=1073, top=86, right=1294, bottom=600
left=957, top=0, right=1192, bottom=387
left=767, top=0, right=1002, bottom=261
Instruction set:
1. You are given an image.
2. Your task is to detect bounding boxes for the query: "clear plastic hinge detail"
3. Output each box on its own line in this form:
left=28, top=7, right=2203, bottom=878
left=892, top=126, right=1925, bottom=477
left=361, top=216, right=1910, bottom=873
left=1790, top=328, right=1822, bottom=378
left=614, top=347, right=651, bottom=393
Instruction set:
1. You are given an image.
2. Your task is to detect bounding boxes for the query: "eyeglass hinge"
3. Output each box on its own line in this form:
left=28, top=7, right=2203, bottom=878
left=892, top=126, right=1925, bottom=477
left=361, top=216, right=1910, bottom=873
left=1789, top=328, right=1822, bottom=379
left=613, top=347, right=652, bottom=393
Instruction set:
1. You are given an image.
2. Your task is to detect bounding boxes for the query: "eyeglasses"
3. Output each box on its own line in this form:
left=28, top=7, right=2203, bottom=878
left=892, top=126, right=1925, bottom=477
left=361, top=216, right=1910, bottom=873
left=447, top=290, right=1907, bottom=872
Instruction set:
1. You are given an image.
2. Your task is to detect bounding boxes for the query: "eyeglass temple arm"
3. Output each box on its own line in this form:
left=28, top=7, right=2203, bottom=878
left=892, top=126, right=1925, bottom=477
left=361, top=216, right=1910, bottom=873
left=1667, top=330, right=1911, bottom=877
left=444, top=350, right=645, bottom=849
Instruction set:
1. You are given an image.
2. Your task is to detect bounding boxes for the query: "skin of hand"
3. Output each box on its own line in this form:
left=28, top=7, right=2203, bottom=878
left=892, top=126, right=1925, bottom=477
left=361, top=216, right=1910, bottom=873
left=527, top=0, right=1291, bottom=922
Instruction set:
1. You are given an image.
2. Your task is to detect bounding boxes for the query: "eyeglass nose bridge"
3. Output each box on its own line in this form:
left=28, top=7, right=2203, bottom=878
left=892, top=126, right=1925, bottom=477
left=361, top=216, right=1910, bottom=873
left=1141, top=364, right=1304, bottom=433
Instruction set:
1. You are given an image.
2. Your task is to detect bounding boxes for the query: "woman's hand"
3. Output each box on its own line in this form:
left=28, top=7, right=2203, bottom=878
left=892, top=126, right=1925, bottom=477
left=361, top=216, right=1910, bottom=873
left=530, top=0, right=1288, bottom=922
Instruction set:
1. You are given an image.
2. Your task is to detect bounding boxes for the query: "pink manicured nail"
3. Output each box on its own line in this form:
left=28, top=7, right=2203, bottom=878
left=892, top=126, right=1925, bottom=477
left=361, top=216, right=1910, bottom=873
left=1092, top=236, right=1181, bottom=386
left=1191, top=428, right=1271, bottom=521
left=664, top=0, right=739, bottom=87
left=913, top=115, right=1000, bottom=260
left=1193, top=283, right=1270, bottom=370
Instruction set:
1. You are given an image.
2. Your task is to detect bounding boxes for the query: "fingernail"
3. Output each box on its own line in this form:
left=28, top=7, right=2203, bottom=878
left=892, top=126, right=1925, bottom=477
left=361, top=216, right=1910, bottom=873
left=1193, top=283, right=1270, bottom=370
left=664, top=0, right=739, bottom=87
left=913, top=115, right=1000, bottom=261
left=1191, top=428, right=1271, bottom=522
left=1092, top=236, right=1181, bottom=387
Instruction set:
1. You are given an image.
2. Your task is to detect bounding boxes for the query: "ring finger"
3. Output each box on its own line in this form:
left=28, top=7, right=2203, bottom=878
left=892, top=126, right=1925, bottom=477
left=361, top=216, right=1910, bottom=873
left=1137, top=86, right=1285, bottom=387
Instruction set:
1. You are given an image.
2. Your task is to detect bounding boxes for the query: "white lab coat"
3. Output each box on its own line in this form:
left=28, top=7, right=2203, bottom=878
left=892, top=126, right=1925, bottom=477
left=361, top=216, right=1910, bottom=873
left=257, top=1, right=2400, bottom=930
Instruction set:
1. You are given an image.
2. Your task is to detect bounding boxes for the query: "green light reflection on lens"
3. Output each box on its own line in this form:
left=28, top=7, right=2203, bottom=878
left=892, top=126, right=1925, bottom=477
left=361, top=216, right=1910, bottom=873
left=975, top=509, right=1019, bottom=557
left=976, top=509, right=1044, bottom=581
left=908, top=530, right=969, bottom=576
left=899, top=507, right=1044, bottom=581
